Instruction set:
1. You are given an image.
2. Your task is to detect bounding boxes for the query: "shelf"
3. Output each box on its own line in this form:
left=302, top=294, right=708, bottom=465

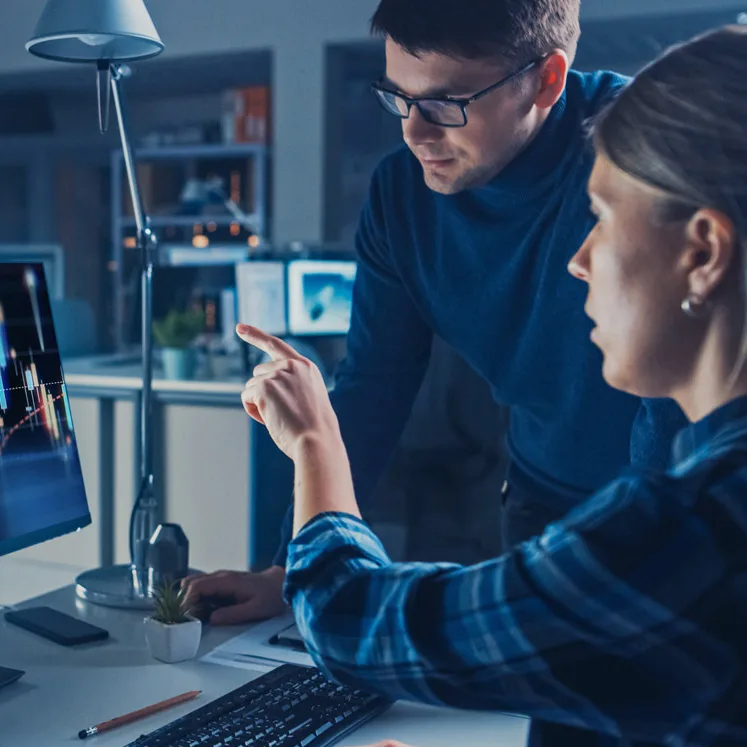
left=119, top=215, right=262, bottom=229
left=110, top=138, right=270, bottom=350
left=159, top=245, right=251, bottom=267
left=119, top=143, right=270, bottom=160
left=117, top=242, right=255, bottom=266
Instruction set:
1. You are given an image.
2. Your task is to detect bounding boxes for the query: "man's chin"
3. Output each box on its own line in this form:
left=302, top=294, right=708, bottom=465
left=423, top=173, right=459, bottom=195
left=422, top=167, right=469, bottom=195
left=421, top=162, right=491, bottom=195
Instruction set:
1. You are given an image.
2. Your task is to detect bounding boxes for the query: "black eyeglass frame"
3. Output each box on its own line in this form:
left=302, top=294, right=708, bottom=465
left=370, top=58, right=543, bottom=128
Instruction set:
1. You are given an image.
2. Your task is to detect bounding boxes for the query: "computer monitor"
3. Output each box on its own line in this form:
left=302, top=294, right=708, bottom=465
left=0, top=263, right=91, bottom=555
left=235, top=261, right=288, bottom=336
left=0, top=264, right=91, bottom=687
left=0, top=245, right=64, bottom=300
left=0, top=264, right=90, bottom=556
left=286, top=259, right=357, bottom=336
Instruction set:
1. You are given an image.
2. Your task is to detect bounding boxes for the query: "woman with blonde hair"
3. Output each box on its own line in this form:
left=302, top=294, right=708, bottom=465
left=194, top=26, right=747, bottom=746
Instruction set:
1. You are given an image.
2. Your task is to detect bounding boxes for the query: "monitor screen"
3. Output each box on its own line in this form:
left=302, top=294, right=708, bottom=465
left=287, top=260, right=357, bottom=336
left=235, top=261, right=288, bottom=337
left=0, top=264, right=91, bottom=558
left=0, top=245, right=64, bottom=300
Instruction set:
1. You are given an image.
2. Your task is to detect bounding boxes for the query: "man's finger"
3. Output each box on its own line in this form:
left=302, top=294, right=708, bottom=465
left=182, top=572, right=245, bottom=603
left=236, top=324, right=300, bottom=362
left=180, top=572, right=205, bottom=588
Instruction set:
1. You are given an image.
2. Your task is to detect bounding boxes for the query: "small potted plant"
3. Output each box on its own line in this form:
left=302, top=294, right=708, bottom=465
left=144, top=582, right=202, bottom=663
left=153, top=308, right=205, bottom=380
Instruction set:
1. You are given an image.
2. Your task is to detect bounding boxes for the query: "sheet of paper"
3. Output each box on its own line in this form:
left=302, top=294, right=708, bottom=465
left=201, top=613, right=314, bottom=673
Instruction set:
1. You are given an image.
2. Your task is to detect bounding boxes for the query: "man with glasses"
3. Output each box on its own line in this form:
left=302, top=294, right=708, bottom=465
left=187, top=0, right=684, bottom=681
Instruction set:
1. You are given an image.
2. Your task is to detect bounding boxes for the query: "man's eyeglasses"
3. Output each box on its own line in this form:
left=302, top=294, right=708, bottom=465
left=370, top=58, right=541, bottom=128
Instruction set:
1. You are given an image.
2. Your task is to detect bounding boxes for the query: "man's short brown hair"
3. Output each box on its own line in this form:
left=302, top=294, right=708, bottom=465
left=371, top=0, right=581, bottom=64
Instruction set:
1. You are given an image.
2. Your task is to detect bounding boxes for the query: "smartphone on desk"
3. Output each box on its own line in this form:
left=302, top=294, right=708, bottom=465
left=5, top=606, right=109, bottom=646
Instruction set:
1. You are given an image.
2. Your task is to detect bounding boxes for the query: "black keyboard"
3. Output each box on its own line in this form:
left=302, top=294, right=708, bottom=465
left=125, top=664, right=391, bottom=747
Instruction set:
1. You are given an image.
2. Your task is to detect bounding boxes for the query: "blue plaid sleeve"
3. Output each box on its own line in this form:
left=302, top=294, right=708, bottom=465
left=284, top=464, right=744, bottom=741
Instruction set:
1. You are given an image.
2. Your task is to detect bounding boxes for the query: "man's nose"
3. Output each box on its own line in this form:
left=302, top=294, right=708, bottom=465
left=402, top=106, right=442, bottom=145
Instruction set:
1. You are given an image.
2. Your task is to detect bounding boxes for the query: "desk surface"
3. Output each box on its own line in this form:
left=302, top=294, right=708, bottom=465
left=0, top=586, right=528, bottom=747
left=64, top=355, right=247, bottom=396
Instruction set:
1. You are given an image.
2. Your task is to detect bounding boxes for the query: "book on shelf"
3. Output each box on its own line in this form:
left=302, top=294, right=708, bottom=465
left=222, top=86, right=271, bottom=145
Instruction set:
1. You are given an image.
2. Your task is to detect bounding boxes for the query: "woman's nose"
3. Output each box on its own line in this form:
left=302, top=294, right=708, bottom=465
left=568, top=240, right=591, bottom=283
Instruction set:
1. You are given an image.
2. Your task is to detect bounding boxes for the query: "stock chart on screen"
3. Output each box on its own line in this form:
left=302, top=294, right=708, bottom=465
left=0, top=264, right=90, bottom=550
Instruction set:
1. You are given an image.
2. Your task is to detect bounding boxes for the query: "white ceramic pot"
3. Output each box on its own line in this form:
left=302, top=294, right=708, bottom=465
left=144, top=616, right=202, bottom=663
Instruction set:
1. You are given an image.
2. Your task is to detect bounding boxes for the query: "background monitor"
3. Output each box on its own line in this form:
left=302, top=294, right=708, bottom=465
left=0, top=245, right=64, bottom=300
left=235, top=260, right=288, bottom=337
left=287, top=259, right=356, bottom=336
left=0, top=263, right=91, bottom=557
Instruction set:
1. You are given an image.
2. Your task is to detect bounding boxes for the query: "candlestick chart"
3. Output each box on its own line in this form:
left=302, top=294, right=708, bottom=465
left=0, top=265, right=89, bottom=544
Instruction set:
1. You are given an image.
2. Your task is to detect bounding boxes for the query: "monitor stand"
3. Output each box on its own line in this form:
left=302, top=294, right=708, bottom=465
left=0, top=666, right=24, bottom=690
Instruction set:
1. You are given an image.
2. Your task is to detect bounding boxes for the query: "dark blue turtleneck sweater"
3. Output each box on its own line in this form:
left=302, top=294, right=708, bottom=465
left=275, top=70, right=687, bottom=564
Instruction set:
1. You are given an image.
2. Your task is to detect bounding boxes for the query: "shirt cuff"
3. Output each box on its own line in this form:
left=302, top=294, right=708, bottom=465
left=283, top=512, right=390, bottom=605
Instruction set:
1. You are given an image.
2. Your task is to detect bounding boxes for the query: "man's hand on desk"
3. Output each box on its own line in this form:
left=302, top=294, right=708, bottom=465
left=182, top=566, right=286, bottom=625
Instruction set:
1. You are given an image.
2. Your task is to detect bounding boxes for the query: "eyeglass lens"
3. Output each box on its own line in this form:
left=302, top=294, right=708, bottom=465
left=375, top=89, right=466, bottom=126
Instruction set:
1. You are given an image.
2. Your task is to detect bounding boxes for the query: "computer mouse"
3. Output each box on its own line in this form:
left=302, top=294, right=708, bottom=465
left=192, top=595, right=236, bottom=623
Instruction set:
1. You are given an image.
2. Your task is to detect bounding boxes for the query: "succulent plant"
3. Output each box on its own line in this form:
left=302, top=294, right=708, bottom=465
left=151, top=582, right=193, bottom=625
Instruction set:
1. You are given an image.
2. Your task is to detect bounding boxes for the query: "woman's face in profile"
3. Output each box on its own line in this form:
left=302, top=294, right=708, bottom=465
left=568, top=155, right=696, bottom=399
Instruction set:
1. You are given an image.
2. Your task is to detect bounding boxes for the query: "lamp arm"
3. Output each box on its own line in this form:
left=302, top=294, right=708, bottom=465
left=109, top=63, right=159, bottom=579
left=110, top=64, right=147, bottom=237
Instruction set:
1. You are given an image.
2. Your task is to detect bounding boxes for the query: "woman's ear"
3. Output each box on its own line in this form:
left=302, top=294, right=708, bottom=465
left=682, top=209, right=737, bottom=301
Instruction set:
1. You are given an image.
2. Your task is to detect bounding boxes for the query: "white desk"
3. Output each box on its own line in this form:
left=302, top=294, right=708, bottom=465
left=0, top=586, right=529, bottom=747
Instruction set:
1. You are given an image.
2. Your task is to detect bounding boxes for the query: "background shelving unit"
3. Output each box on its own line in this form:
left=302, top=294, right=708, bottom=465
left=110, top=143, right=270, bottom=350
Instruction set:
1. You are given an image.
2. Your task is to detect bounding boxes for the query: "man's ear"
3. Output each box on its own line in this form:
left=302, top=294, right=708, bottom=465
left=534, top=51, right=569, bottom=110
left=682, top=208, right=738, bottom=301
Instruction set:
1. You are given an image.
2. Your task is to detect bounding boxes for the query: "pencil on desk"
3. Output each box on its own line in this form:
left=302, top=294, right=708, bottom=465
left=78, top=689, right=201, bottom=740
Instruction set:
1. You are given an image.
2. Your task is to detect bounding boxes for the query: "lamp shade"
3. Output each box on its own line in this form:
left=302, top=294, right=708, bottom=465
left=26, top=0, right=164, bottom=63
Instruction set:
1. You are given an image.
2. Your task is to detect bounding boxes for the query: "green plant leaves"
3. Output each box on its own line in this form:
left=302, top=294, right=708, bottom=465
left=153, top=309, right=205, bottom=349
left=151, top=581, right=193, bottom=624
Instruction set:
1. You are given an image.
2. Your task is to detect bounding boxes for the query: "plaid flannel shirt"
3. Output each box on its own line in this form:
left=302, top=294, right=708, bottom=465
left=284, top=396, right=747, bottom=745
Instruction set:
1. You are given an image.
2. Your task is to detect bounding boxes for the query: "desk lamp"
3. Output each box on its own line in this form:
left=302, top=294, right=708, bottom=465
left=27, top=0, right=168, bottom=608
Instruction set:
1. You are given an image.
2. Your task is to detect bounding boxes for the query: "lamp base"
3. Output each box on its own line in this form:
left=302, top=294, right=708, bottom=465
left=75, top=565, right=200, bottom=609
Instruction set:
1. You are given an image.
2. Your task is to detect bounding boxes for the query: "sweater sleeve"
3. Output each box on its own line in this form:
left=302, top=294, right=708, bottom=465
left=274, top=163, right=433, bottom=566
